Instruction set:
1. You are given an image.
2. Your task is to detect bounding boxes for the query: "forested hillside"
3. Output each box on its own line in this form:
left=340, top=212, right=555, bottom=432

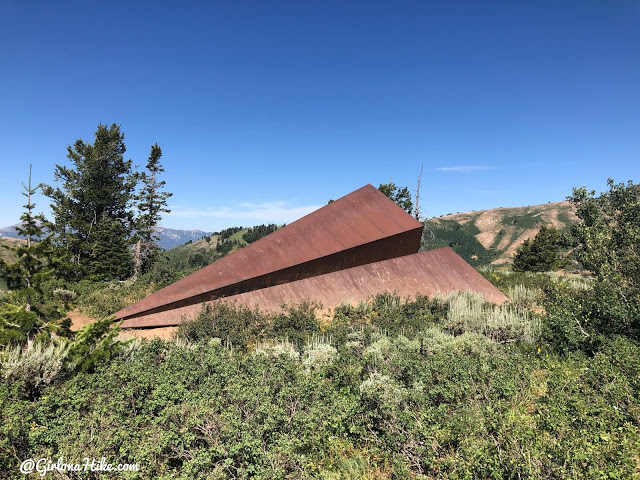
left=422, top=201, right=579, bottom=267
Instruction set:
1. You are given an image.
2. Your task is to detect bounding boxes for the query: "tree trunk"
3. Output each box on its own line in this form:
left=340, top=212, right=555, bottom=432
left=134, top=239, right=142, bottom=277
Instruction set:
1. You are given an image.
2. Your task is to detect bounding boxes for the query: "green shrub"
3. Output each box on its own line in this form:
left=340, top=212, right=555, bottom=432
left=1, top=326, right=639, bottom=478
left=271, top=301, right=322, bottom=346
left=568, top=179, right=640, bottom=340
left=1, top=340, right=69, bottom=398
left=442, top=291, right=540, bottom=343
left=177, top=302, right=268, bottom=349
left=2, top=265, right=639, bottom=478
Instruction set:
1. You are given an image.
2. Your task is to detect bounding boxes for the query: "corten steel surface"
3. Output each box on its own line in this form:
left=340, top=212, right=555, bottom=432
left=115, top=184, right=423, bottom=323
left=121, top=248, right=507, bottom=328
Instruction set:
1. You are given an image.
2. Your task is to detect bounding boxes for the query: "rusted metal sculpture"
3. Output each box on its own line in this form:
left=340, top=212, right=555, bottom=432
left=115, top=184, right=424, bottom=326
left=116, top=184, right=508, bottom=329
left=120, top=247, right=507, bottom=328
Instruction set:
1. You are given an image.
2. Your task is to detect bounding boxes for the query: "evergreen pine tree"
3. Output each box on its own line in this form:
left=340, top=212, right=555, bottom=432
left=134, top=143, right=172, bottom=275
left=512, top=225, right=568, bottom=272
left=0, top=166, right=57, bottom=346
left=43, top=124, right=137, bottom=280
left=86, top=214, right=134, bottom=281
left=0, top=165, right=53, bottom=310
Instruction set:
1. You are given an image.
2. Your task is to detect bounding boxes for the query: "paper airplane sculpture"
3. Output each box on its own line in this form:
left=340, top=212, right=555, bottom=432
left=115, top=184, right=506, bottom=328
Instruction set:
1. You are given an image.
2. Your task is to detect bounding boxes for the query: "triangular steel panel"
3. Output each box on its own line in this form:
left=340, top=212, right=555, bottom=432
left=115, top=184, right=423, bottom=324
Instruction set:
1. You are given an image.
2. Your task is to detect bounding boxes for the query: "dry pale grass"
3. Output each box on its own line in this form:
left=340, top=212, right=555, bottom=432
left=495, top=227, right=517, bottom=250
left=474, top=210, right=505, bottom=244
left=441, top=290, right=540, bottom=343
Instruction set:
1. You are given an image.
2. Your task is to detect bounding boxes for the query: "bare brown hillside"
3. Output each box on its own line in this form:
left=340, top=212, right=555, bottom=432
left=0, top=237, right=27, bottom=264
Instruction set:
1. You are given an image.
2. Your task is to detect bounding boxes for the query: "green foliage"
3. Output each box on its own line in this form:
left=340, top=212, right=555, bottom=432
left=43, top=123, right=137, bottom=281
left=177, top=302, right=267, bottom=349
left=540, top=280, right=595, bottom=353
left=163, top=225, right=276, bottom=273
left=2, top=171, right=639, bottom=478
left=85, top=214, right=134, bottom=281
left=502, top=212, right=543, bottom=229
left=215, top=226, right=244, bottom=240
left=378, top=182, right=413, bottom=214
left=272, top=302, right=322, bottom=346
left=72, top=262, right=184, bottom=319
left=0, top=167, right=67, bottom=347
left=568, top=179, right=640, bottom=340
left=481, top=268, right=607, bottom=353
left=535, top=179, right=640, bottom=351
left=64, top=317, right=127, bottom=374
left=422, top=219, right=497, bottom=266
left=242, top=223, right=278, bottom=244
left=481, top=268, right=556, bottom=293
left=177, top=301, right=322, bottom=350
left=215, top=237, right=242, bottom=255
left=0, top=304, right=39, bottom=347
left=2, top=317, right=638, bottom=478
left=0, top=239, right=22, bottom=270
left=164, top=237, right=221, bottom=271
left=513, top=225, right=569, bottom=272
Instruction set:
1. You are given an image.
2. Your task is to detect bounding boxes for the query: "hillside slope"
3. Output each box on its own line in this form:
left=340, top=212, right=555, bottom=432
left=0, top=237, right=27, bottom=290
left=164, top=224, right=279, bottom=270
left=0, top=237, right=26, bottom=265
left=422, top=201, right=579, bottom=267
left=0, top=224, right=212, bottom=251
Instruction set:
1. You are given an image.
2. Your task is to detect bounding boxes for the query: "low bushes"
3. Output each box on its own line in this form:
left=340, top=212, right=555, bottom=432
left=2, top=282, right=639, bottom=478
left=2, top=329, right=638, bottom=478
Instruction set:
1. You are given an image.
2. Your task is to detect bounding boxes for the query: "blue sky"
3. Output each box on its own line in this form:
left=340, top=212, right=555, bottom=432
left=1, top=1, right=638, bottom=231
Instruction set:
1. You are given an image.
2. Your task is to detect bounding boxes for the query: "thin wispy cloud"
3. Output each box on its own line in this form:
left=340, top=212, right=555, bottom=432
left=435, top=165, right=496, bottom=173
left=167, top=201, right=323, bottom=225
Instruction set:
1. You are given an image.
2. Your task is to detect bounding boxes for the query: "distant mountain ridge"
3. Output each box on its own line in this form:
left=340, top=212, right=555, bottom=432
left=0, top=224, right=212, bottom=250
left=152, top=227, right=213, bottom=249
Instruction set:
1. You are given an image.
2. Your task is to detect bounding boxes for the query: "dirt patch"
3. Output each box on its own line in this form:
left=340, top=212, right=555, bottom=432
left=67, top=310, right=97, bottom=331
left=67, top=310, right=178, bottom=341
left=473, top=210, right=507, bottom=248
left=540, top=201, right=579, bottom=229
left=119, top=327, right=179, bottom=341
